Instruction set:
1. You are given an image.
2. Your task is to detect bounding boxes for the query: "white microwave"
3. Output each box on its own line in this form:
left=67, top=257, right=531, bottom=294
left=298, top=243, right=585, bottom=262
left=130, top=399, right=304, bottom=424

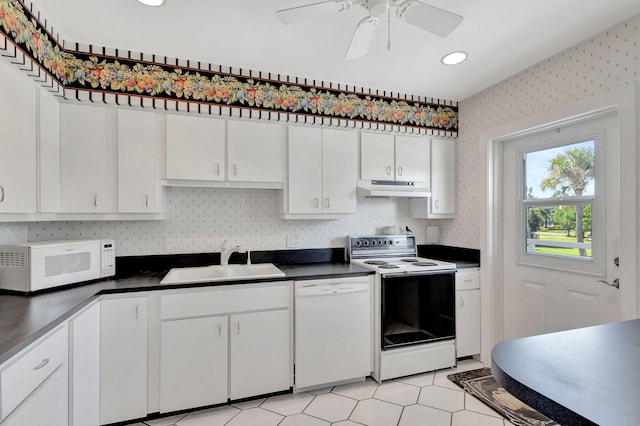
left=0, top=239, right=115, bottom=293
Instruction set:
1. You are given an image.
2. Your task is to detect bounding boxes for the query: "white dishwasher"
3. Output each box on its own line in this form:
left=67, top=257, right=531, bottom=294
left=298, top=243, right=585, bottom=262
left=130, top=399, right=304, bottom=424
left=294, top=276, right=372, bottom=390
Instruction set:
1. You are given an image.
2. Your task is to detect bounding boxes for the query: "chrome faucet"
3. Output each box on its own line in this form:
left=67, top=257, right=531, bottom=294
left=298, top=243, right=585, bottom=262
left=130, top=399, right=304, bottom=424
left=220, top=240, right=246, bottom=266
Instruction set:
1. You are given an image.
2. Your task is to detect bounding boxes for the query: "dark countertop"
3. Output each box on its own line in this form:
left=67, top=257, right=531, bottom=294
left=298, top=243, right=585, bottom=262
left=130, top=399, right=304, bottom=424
left=491, top=319, right=640, bottom=426
left=418, top=245, right=480, bottom=268
left=0, top=262, right=372, bottom=365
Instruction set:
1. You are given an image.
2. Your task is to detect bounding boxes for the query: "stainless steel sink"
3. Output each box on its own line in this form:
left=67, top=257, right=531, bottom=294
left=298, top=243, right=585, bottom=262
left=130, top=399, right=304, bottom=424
left=160, top=263, right=285, bottom=284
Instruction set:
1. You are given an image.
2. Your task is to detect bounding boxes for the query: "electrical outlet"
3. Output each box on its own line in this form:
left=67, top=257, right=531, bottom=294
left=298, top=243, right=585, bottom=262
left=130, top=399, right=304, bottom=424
left=286, top=234, right=299, bottom=248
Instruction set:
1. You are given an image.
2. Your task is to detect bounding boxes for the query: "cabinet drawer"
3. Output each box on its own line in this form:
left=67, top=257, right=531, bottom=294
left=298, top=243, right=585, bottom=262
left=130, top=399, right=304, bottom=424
left=455, top=270, right=479, bottom=290
left=1, top=324, right=68, bottom=419
left=161, top=283, right=290, bottom=320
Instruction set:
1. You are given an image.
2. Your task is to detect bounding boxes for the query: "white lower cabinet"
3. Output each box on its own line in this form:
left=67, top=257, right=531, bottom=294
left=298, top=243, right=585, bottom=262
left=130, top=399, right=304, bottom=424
left=455, top=269, right=481, bottom=357
left=229, top=309, right=290, bottom=400
left=100, top=296, right=148, bottom=425
left=160, top=315, right=228, bottom=412
left=158, top=283, right=291, bottom=413
left=70, top=301, right=101, bottom=426
left=0, top=325, right=68, bottom=426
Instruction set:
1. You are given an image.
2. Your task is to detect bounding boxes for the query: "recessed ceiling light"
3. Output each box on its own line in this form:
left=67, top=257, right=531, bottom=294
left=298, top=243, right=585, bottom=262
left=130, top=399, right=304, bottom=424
left=136, top=0, right=164, bottom=6
left=441, top=51, right=467, bottom=65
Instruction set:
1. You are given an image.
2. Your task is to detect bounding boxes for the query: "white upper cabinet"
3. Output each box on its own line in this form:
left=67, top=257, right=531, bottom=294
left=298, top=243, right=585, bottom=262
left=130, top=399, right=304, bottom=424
left=360, top=133, right=395, bottom=180
left=283, top=126, right=358, bottom=218
left=0, top=60, right=37, bottom=213
left=165, top=115, right=284, bottom=187
left=60, top=103, right=116, bottom=213
left=227, top=120, right=284, bottom=184
left=410, top=138, right=455, bottom=218
left=395, top=135, right=430, bottom=182
left=117, top=109, right=163, bottom=213
left=361, top=132, right=430, bottom=182
left=165, top=114, right=226, bottom=181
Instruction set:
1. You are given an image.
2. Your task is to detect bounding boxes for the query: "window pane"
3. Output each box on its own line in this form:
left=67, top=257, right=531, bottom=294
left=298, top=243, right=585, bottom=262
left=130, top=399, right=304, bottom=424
left=526, top=204, right=592, bottom=259
left=525, top=140, right=595, bottom=199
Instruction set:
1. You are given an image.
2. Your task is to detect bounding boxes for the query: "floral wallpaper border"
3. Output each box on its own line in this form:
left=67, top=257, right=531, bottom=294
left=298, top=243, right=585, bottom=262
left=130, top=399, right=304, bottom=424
left=0, top=0, right=458, bottom=134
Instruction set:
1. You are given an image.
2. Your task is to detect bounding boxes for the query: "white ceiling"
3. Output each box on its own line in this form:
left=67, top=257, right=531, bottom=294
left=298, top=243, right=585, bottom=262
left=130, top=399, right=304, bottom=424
left=31, top=0, right=640, bottom=101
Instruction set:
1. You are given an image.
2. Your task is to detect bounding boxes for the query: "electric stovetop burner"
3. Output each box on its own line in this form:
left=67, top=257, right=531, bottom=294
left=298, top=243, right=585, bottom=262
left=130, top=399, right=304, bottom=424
left=378, top=264, right=400, bottom=269
left=412, top=261, right=438, bottom=267
left=365, top=260, right=388, bottom=265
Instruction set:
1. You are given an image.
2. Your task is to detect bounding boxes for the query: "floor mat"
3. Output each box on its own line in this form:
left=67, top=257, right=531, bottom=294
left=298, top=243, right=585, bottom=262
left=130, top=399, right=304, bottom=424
left=447, top=368, right=559, bottom=426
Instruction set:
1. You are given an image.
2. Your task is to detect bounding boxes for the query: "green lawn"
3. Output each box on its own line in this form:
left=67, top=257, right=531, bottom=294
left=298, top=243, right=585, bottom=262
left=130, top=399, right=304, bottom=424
left=531, top=230, right=592, bottom=257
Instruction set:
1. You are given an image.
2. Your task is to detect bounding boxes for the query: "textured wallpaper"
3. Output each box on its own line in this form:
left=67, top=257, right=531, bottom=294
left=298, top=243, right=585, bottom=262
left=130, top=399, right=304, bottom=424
left=1, top=14, right=639, bottom=256
left=447, top=14, right=640, bottom=250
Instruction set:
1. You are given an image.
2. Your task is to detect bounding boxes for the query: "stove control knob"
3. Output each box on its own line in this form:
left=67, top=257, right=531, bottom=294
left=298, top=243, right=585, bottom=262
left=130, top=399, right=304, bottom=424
left=355, top=240, right=362, bottom=247
left=363, top=240, right=369, bottom=247
left=372, top=240, right=378, bottom=246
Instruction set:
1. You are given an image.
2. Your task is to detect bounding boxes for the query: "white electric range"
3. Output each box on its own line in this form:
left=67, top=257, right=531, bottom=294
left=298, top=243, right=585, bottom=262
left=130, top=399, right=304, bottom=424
left=347, top=235, right=458, bottom=381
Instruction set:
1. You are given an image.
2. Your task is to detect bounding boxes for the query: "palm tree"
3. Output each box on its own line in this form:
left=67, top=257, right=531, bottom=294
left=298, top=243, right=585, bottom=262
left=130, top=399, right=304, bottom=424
left=540, top=146, right=594, bottom=256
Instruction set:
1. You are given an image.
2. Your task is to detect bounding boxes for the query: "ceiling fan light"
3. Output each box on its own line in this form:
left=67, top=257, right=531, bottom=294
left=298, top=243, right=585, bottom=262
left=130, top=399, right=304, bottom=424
left=136, top=0, right=164, bottom=6
left=441, top=51, right=467, bottom=65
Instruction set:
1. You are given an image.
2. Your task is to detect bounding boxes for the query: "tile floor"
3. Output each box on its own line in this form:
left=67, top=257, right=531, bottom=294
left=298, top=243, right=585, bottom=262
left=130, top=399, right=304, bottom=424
left=132, top=360, right=514, bottom=426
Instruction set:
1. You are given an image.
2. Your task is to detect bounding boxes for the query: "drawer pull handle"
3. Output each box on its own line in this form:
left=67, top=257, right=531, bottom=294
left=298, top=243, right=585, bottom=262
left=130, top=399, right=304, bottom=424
left=33, top=358, right=50, bottom=370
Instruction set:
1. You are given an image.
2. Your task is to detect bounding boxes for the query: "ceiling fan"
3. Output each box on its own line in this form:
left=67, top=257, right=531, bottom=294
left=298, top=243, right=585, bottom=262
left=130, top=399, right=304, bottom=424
left=276, top=0, right=463, bottom=59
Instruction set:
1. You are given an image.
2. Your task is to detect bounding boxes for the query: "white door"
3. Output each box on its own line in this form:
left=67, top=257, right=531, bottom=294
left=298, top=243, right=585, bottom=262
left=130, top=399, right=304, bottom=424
left=229, top=309, right=290, bottom=400
left=287, top=126, right=323, bottom=214
left=227, top=120, right=284, bottom=183
left=0, top=60, right=36, bottom=213
left=100, top=297, right=148, bottom=424
left=70, top=302, right=101, bottom=426
left=360, top=132, right=395, bottom=180
left=395, top=135, right=430, bottom=182
left=165, top=114, right=225, bottom=181
left=501, top=112, right=623, bottom=340
left=60, top=104, right=116, bottom=212
left=322, top=128, right=358, bottom=214
left=117, top=109, right=160, bottom=213
left=160, top=315, right=228, bottom=412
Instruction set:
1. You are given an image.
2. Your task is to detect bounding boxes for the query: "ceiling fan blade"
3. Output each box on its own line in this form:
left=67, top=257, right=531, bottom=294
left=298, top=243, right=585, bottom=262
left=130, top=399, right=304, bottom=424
left=277, top=1, right=353, bottom=25
left=396, top=0, right=463, bottom=37
left=345, top=16, right=379, bottom=60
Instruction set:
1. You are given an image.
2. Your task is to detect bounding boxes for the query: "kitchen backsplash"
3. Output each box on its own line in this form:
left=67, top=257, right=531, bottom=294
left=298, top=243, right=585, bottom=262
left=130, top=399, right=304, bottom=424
left=0, top=187, right=454, bottom=256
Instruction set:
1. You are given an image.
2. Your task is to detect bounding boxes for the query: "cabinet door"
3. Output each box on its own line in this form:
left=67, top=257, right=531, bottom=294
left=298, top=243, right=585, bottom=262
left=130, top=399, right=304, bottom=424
left=430, top=138, right=455, bottom=215
left=395, top=135, right=430, bottom=182
left=39, top=89, right=61, bottom=213
left=230, top=309, right=290, bottom=400
left=117, top=109, right=161, bottom=212
left=456, top=289, right=481, bottom=357
left=100, top=297, right=148, bottom=425
left=166, top=114, right=225, bottom=180
left=227, top=120, right=284, bottom=183
left=70, top=302, right=100, bottom=426
left=0, top=60, right=36, bottom=213
left=287, top=127, right=323, bottom=214
left=360, top=132, right=394, bottom=180
left=160, top=316, right=228, bottom=412
left=1, top=363, right=68, bottom=426
left=60, top=104, right=116, bottom=212
left=322, top=129, right=358, bottom=214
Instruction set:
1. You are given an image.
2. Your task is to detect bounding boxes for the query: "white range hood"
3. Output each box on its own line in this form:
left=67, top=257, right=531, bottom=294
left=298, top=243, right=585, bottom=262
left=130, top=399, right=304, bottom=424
left=356, top=180, right=431, bottom=198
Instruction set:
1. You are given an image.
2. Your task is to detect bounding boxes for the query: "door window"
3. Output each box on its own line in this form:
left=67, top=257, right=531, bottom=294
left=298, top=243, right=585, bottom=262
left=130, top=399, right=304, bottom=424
left=516, top=127, right=607, bottom=276
left=524, top=140, right=595, bottom=259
